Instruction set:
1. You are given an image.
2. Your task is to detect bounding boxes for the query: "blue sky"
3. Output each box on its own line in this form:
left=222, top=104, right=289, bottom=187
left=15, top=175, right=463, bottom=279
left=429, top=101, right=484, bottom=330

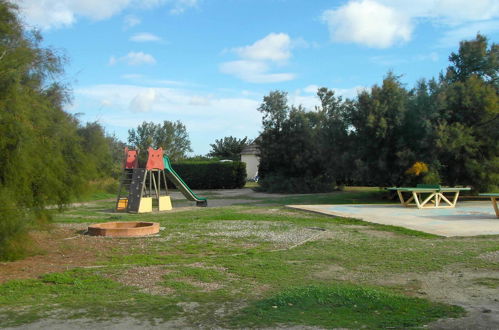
left=12, top=0, right=499, bottom=155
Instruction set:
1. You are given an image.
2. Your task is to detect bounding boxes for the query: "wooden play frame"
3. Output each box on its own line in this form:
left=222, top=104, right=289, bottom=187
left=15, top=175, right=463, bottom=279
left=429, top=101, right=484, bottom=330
left=388, top=187, right=471, bottom=209
left=479, top=193, right=499, bottom=218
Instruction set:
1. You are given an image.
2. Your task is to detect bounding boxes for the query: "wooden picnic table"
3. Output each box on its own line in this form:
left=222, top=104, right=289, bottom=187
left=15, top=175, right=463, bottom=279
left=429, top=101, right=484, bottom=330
left=387, top=185, right=471, bottom=209
left=479, top=193, right=499, bottom=218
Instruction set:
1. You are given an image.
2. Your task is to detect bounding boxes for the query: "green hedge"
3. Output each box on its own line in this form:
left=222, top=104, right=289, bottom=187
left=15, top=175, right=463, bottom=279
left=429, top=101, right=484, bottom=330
left=170, top=161, right=246, bottom=189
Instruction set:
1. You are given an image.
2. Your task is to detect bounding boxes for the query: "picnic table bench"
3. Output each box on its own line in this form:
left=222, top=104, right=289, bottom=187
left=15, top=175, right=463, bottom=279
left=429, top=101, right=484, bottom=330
left=387, top=184, right=471, bottom=209
left=479, top=193, right=499, bottom=218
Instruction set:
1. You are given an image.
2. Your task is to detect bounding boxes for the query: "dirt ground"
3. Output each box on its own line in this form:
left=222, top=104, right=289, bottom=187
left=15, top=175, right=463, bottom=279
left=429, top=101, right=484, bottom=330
left=2, top=191, right=499, bottom=329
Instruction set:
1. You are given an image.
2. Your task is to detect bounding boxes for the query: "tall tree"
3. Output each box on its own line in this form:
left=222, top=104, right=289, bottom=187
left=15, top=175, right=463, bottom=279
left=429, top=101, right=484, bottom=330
left=349, top=73, right=410, bottom=186
left=128, top=120, right=192, bottom=162
left=436, top=34, right=499, bottom=190
left=257, top=91, right=333, bottom=192
left=315, top=87, right=351, bottom=185
left=208, top=136, right=251, bottom=161
left=0, top=1, right=92, bottom=259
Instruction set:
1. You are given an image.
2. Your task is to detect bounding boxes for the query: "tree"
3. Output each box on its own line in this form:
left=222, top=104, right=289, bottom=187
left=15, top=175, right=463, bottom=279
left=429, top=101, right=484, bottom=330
left=207, top=136, right=251, bottom=161
left=78, top=122, right=113, bottom=178
left=128, top=120, right=192, bottom=162
left=436, top=34, right=499, bottom=190
left=0, top=1, right=93, bottom=259
left=349, top=73, right=411, bottom=186
left=445, top=34, right=499, bottom=90
left=156, top=120, right=192, bottom=161
left=257, top=91, right=334, bottom=192
left=315, top=87, right=351, bottom=185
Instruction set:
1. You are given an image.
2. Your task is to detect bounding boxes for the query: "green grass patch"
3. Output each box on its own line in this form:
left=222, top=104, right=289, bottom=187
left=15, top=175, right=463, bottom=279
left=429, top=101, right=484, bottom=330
left=231, top=284, right=465, bottom=329
left=0, top=269, right=180, bottom=327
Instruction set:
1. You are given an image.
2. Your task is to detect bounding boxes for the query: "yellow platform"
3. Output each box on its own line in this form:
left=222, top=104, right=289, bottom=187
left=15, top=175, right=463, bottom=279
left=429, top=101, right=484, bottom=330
left=138, top=197, right=153, bottom=213
left=159, top=196, right=172, bottom=211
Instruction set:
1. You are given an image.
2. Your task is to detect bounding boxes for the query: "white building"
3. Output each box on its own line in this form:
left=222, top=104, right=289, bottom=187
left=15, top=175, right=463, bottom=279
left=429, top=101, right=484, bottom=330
left=240, top=143, right=259, bottom=180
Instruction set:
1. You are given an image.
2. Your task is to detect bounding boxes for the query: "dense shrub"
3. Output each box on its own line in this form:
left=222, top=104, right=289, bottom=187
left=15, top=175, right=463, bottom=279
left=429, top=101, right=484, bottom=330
left=0, top=189, right=31, bottom=260
left=258, top=174, right=335, bottom=193
left=170, top=161, right=246, bottom=189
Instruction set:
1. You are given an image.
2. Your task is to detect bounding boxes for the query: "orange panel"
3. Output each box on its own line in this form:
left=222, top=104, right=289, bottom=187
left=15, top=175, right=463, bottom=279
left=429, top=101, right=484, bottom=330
left=146, top=147, right=165, bottom=170
left=125, top=148, right=139, bottom=169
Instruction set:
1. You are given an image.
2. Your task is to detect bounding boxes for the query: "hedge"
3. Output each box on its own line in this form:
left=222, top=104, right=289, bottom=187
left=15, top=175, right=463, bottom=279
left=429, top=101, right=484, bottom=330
left=170, top=161, right=246, bottom=189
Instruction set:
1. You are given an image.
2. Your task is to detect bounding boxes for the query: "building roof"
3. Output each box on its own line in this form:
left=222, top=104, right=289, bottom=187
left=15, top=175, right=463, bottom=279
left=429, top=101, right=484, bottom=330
left=241, top=143, right=259, bottom=155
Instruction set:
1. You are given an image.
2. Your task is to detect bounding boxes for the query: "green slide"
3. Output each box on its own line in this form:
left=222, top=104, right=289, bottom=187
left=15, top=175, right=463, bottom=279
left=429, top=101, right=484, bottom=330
left=163, top=156, right=207, bottom=207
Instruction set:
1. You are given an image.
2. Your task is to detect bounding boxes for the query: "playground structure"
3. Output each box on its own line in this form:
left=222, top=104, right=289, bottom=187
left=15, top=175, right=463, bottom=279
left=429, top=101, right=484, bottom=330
left=115, top=147, right=207, bottom=213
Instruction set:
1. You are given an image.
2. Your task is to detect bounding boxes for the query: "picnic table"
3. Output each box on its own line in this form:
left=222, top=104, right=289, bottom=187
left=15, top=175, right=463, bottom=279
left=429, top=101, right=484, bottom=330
left=387, top=184, right=471, bottom=209
left=479, top=193, right=499, bottom=218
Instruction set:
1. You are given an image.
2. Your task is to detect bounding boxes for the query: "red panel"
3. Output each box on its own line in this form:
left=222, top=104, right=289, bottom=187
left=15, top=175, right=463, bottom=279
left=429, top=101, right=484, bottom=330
left=146, top=147, right=164, bottom=170
left=125, top=148, right=139, bottom=169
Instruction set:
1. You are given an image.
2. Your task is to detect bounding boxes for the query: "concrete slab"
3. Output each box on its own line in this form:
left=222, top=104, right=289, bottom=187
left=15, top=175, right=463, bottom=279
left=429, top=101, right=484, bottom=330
left=287, top=201, right=499, bottom=237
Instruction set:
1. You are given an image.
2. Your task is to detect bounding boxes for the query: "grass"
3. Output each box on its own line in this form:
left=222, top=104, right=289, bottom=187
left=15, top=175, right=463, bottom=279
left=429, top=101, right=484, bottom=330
left=0, top=269, right=181, bottom=327
left=1, top=187, right=498, bottom=328
left=231, top=284, right=464, bottom=329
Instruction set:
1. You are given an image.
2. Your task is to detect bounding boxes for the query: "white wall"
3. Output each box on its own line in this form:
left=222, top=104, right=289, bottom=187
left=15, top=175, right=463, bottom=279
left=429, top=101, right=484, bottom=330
left=241, top=154, right=259, bottom=179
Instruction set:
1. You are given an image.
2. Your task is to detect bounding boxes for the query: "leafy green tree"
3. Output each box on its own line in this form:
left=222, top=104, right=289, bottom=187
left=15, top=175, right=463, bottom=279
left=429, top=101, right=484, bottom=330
left=257, top=91, right=333, bottom=192
left=156, top=120, right=192, bottom=161
left=78, top=121, right=113, bottom=178
left=445, top=34, right=498, bottom=90
left=315, top=87, right=351, bottom=185
left=207, top=136, right=251, bottom=161
left=349, top=73, right=411, bottom=186
left=128, top=120, right=192, bottom=161
left=435, top=34, right=499, bottom=190
left=0, top=1, right=92, bottom=259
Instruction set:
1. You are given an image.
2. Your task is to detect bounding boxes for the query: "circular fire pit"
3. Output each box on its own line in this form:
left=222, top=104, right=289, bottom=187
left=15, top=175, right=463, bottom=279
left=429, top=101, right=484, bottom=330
left=88, top=221, right=160, bottom=237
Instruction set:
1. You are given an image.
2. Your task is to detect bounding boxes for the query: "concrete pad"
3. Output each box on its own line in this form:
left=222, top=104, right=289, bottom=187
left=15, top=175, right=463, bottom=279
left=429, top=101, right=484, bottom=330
left=287, top=201, right=499, bottom=237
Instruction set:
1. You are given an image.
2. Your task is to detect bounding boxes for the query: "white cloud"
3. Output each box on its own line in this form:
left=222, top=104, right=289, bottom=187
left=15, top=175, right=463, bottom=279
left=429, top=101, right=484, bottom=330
left=321, top=0, right=499, bottom=48
left=129, top=88, right=159, bottom=112
left=303, top=85, right=320, bottom=94
left=220, top=60, right=295, bottom=84
left=293, top=86, right=369, bottom=107
left=12, top=0, right=132, bottom=29
left=221, top=33, right=298, bottom=83
left=130, top=32, right=162, bottom=42
left=232, top=33, right=292, bottom=62
left=437, top=21, right=499, bottom=48
left=379, top=0, right=499, bottom=24
left=109, top=52, right=157, bottom=66
left=74, top=84, right=262, bottom=154
left=12, top=0, right=199, bottom=30
left=169, top=0, right=199, bottom=15
left=124, top=15, right=141, bottom=28
left=322, top=0, right=412, bottom=48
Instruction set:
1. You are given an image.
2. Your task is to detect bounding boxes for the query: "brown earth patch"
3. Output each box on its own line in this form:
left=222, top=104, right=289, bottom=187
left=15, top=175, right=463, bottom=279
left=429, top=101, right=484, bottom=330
left=0, top=224, right=156, bottom=283
left=368, top=267, right=499, bottom=329
left=312, top=264, right=348, bottom=281
left=107, top=265, right=174, bottom=295
left=177, top=278, right=224, bottom=292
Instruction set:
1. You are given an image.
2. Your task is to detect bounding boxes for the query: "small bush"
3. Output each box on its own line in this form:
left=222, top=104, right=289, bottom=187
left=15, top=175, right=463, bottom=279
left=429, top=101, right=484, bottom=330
left=0, top=189, right=32, bottom=261
left=170, top=161, right=246, bottom=189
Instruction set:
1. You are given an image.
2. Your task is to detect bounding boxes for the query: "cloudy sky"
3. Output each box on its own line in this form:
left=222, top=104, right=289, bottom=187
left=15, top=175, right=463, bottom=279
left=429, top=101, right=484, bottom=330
left=12, top=0, right=499, bottom=155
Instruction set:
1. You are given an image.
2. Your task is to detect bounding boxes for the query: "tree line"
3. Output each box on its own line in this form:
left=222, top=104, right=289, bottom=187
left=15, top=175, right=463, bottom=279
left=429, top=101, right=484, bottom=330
left=257, top=34, right=498, bottom=193
left=0, top=1, right=245, bottom=260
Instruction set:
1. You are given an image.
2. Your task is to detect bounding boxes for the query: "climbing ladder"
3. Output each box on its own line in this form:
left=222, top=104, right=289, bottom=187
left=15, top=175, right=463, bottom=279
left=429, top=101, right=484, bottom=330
left=115, top=147, right=139, bottom=211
